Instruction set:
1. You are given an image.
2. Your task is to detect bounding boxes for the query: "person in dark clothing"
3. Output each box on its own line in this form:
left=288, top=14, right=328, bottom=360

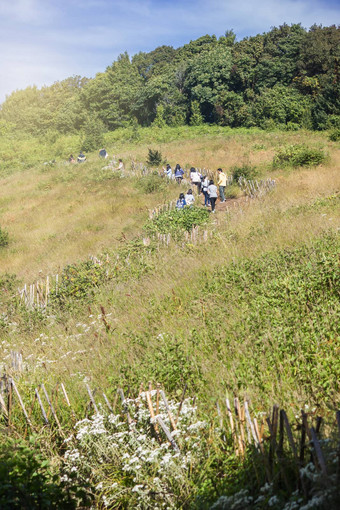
left=99, top=148, right=108, bottom=158
left=77, top=152, right=86, bottom=163
left=207, top=180, right=218, bottom=213
left=201, top=176, right=210, bottom=207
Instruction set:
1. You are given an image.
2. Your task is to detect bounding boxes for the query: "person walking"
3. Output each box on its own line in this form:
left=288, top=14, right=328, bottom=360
left=163, top=163, right=173, bottom=179
left=190, top=167, right=202, bottom=194
left=217, top=168, right=227, bottom=202
left=207, top=179, right=218, bottom=213
left=174, top=164, right=184, bottom=183
left=201, top=176, right=210, bottom=207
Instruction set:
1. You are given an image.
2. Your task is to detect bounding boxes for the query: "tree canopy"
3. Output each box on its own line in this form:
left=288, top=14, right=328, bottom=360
left=0, top=24, right=339, bottom=134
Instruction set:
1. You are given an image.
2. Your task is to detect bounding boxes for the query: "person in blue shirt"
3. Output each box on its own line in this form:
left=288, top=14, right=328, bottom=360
left=174, top=164, right=185, bottom=183
left=176, top=193, right=187, bottom=209
left=99, top=148, right=108, bottom=158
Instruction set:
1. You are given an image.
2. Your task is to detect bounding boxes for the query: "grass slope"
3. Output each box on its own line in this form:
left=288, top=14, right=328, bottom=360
left=0, top=126, right=339, bottom=507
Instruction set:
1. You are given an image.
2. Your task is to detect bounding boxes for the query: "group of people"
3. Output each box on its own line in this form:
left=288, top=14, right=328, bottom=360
left=67, top=153, right=226, bottom=213
left=68, top=152, right=87, bottom=164
left=68, top=149, right=125, bottom=174
left=166, top=165, right=227, bottom=213
left=164, top=163, right=185, bottom=183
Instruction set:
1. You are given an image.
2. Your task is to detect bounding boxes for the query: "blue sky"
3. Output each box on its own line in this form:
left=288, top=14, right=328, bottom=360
left=0, top=0, right=339, bottom=104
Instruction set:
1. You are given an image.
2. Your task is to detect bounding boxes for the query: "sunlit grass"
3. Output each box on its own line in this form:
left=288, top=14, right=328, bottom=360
left=0, top=126, right=339, bottom=414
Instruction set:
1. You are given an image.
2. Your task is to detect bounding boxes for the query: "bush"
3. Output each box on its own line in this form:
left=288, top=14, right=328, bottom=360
left=50, top=260, right=112, bottom=305
left=0, top=227, right=9, bottom=247
left=62, top=396, right=207, bottom=509
left=329, top=128, right=340, bottom=141
left=146, top=148, right=163, bottom=167
left=273, top=144, right=327, bottom=168
left=225, top=183, right=242, bottom=199
left=145, top=205, right=210, bottom=236
left=231, top=163, right=258, bottom=181
left=0, top=437, right=81, bottom=509
left=135, top=173, right=166, bottom=194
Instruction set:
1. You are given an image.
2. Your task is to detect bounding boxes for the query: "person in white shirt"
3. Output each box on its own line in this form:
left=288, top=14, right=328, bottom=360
left=190, top=167, right=202, bottom=194
left=185, top=189, right=195, bottom=206
left=163, top=164, right=173, bottom=179
left=113, top=159, right=125, bottom=176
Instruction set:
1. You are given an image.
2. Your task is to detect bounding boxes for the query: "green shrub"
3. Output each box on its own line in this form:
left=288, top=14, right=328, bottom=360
left=0, top=437, right=81, bottom=509
left=135, top=173, right=166, bottom=194
left=50, top=260, right=112, bottom=305
left=231, top=163, right=258, bottom=181
left=0, top=227, right=9, bottom=247
left=146, top=148, right=163, bottom=167
left=329, top=128, right=340, bottom=141
left=145, top=205, right=210, bottom=236
left=273, top=144, right=326, bottom=168
left=225, top=183, right=241, bottom=199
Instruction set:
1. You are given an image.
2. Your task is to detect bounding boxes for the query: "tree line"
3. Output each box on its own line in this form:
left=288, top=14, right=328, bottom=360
left=0, top=23, right=339, bottom=138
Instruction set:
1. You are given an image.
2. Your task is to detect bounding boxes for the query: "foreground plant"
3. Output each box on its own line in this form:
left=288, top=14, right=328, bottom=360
left=62, top=393, right=208, bottom=509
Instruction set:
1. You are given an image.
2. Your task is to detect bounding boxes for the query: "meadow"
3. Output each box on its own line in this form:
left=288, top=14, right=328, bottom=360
left=0, top=126, right=339, bottom=509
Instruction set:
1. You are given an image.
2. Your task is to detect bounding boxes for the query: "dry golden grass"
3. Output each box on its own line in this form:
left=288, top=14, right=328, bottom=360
left=1, top=127, right=339, bottom=408
left=0, top=162, right=174, bottom=280
left=0, top=128, right=334, bottom=282
left=4, top=134, right=338, bottom=408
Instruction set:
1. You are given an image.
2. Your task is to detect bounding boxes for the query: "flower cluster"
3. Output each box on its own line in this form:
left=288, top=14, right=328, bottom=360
left=62, top=393, right=207, bottom=509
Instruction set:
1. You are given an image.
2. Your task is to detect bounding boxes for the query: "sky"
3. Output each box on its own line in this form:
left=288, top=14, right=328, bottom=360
left=0, top=0, right=339, bottom=104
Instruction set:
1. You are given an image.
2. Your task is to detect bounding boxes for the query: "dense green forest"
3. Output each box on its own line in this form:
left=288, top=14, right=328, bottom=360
left=1, top=23, right=339, bottom=140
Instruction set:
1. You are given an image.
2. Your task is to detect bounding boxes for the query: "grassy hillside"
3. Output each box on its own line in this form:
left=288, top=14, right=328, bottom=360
left=0, top=126, right=339, bottom=509
left=0, top=125, right=335, bottom=279
left=1, top=126, right=339, bottom=399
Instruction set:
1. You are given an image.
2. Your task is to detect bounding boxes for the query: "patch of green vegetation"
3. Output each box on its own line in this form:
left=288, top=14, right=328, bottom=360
left=199, top=233, right=340, bottom=402
left=144, top=206, right=210, bottom=237
left=285, top=193, right=339, bottom=216
left=135, top=172, right=166, bottom=194
left=273, top=144, right=327, bottom=168
left=329, top=128, right=340, bottom=141
left=231, top=163, right=258, bottom=181
left=0, top=436, right=85, bottom=509
left=0, top=226, right=9, bottom=247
